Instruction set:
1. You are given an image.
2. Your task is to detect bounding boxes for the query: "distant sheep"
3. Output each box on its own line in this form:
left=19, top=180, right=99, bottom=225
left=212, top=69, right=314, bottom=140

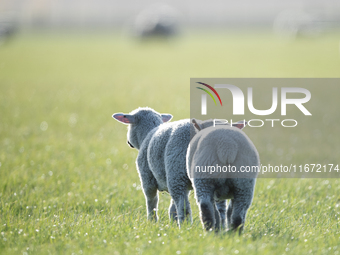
left=132, top=4, right=178, bottom=39
left=187, top=119, right=259, bottom=233
left=0, top=21, right=16, bottom=46
left=112, top=107, right=217, bottom=226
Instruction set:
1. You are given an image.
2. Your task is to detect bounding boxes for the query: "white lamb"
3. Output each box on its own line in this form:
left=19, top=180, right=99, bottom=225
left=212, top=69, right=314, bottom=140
left=113, top=107, right=219, bottom=226
left=187, top=119, right=259, bottom=233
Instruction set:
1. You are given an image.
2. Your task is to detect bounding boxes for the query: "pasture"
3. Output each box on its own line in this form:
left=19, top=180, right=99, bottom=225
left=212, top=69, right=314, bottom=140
left=0, top=31, right=340, bottom=254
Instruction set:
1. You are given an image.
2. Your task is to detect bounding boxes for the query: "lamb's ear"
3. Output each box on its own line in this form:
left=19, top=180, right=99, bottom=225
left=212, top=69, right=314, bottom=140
left=161, top=114, right=172, bottom=123
left=192, top=118, right=202, bottom=131
left=112, top=113, right=135, bottom=125
left=232, top=120, right=247, bottom=129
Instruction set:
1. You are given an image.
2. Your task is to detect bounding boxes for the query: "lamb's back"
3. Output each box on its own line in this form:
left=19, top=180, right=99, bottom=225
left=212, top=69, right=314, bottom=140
left=147, top=119, right=190, bottom=191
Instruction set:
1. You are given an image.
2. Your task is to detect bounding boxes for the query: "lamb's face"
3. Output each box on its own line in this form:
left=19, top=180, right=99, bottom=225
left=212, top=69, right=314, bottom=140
left=113, top=107, right=172, bottom=150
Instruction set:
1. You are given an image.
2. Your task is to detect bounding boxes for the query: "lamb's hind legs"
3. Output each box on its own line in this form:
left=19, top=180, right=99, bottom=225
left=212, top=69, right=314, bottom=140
left=170, top=190, right=192, bottom=227
left=227, top=186, right=254, bottom=234
left=199, top=198, right=216, bottom=231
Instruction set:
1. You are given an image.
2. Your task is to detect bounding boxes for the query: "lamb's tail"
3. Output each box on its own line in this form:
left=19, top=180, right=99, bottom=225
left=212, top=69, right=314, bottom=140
left=215, top=136, right=238, bottom=165
left=193, top=134, right=238, bottom=166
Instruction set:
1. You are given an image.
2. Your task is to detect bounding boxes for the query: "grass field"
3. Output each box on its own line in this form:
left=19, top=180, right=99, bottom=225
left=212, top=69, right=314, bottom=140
left=1, top=31, right=340, bottom=254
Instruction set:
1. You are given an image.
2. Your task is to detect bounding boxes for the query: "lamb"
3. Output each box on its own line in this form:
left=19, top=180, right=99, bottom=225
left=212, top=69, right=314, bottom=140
left=187, top=119, right=259, bottom=233
left=112, top=107, right=219, bottom=226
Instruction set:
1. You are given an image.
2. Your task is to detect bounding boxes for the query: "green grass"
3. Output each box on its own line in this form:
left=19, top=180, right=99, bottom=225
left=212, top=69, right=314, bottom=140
left=0, top=31, right=340, bottom=254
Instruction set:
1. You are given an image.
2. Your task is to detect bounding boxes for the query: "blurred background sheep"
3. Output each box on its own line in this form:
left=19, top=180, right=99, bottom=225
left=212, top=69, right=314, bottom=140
left=1, top=0, right=339, bottom=39
left=130, top=4, right=179, bottom=39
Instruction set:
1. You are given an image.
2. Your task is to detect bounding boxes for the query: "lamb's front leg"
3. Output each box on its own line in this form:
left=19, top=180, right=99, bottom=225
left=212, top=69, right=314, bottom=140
left=144, top=186, right=158, bottom=221
left=214, top=202, right=221, bottom=231
left=216, top=200, right=227, bottom=229
left=169, top=199, right=177, bottom=222
left=139, top=165, right=159, bottom=221
left=137, top=150, right=159, bottom=222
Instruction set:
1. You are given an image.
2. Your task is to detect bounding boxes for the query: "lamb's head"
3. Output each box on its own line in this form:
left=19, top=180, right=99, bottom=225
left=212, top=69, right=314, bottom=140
left=112, top=107, right=172, bottom=150
left=191, top=119, right=247, bottom=134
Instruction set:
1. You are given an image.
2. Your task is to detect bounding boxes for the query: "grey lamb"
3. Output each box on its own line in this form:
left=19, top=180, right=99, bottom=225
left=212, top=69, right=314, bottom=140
left=113, top=107, right=217, bottom=226
left=187, top=119, right=259, bottom=233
